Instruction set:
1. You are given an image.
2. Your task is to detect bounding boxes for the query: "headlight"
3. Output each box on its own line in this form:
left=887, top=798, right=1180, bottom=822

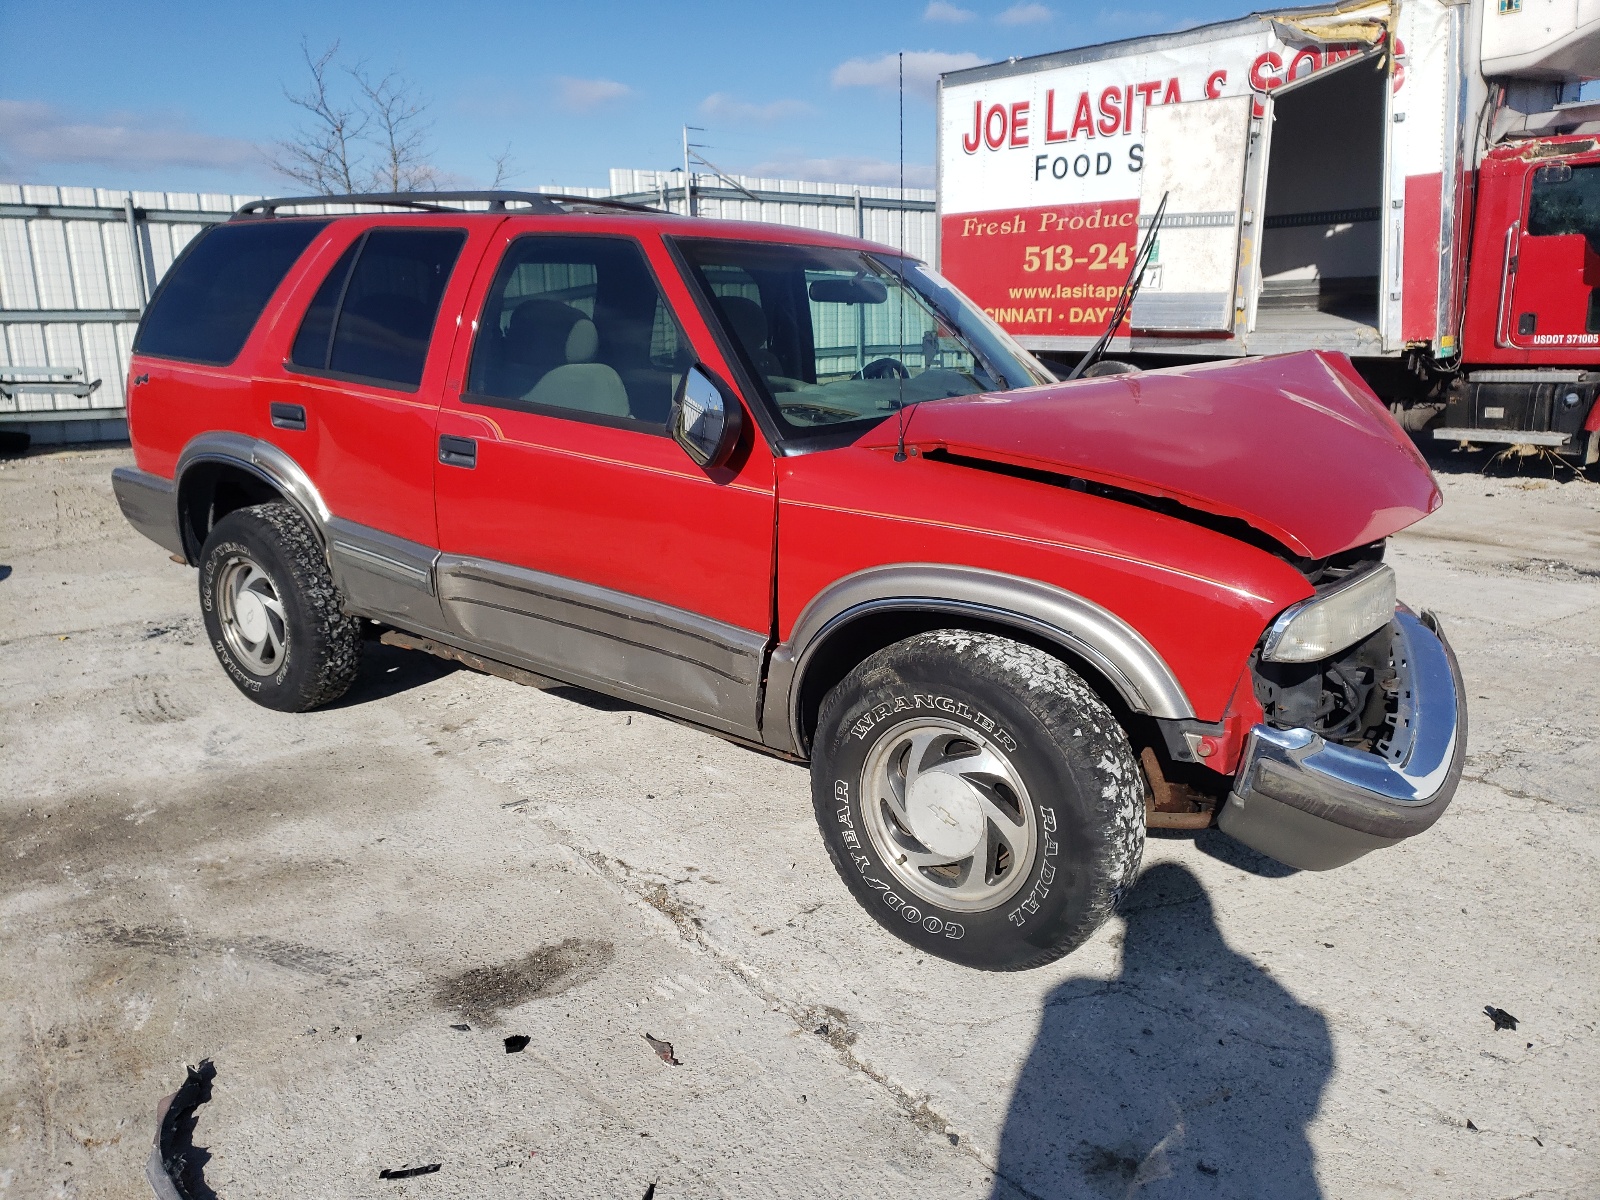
left=1262, top=565, right=1397, bottom=663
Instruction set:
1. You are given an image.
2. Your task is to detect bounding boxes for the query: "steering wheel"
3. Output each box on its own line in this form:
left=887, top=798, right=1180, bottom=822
left=853, top=357, right=909, bottom=381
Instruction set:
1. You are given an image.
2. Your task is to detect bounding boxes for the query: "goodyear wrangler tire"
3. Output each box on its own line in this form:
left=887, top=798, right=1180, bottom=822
left=811, top=629, right=1145, bottom=971
left=198, top=502, right=362, bottom=712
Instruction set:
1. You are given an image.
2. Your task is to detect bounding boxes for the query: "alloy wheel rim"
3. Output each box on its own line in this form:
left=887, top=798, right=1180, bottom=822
left=859, top=717, right=1039, bottom=913
left=218, top=555, right=287, bottom=676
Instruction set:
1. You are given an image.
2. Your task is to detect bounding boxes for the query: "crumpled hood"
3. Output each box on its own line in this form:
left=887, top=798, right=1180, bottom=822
left=863, top=350, right=1441, bottom=560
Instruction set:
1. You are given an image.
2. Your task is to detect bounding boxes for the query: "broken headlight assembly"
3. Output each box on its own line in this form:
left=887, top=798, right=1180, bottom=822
left=1261, top=564, right=1397, bottom=664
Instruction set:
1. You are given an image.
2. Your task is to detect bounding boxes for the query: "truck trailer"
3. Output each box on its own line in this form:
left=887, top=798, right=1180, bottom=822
left=936, top=0, right=1600, bottom=459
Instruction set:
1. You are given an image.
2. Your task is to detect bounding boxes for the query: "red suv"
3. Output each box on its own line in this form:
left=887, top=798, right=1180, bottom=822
left=112, top=191, right=1465, bottom=970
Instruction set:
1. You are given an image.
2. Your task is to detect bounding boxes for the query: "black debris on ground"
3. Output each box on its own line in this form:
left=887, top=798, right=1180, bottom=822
left=642, top=1183, right=657, bottom=1200
left=153, top=1058, right=219, bottom=1200
left=379, top=1163, right=441, bottom=1180
left=1467, top=1119, right=1480, bottom=1132
left=644, top=1033, right=681, bottom=1066
left=1484, top=1005, right=1519, bottom=1031
left=450, top=1023, right=470, bottom=1032
left=504, top=1035, right=530, bottom=1054
left=1197, top=1161, right=1220, bottom=1176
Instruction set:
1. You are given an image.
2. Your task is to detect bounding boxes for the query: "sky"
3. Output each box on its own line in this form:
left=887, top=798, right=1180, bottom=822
left=0, top=0, right=1265, bottom=197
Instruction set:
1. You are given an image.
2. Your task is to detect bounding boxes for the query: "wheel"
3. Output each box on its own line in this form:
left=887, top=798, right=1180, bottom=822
left=853, top=357, right=908, bottom=380
left=197, top=502, right=362, bottom=712
left=810, top=629, right=1145, bottom=971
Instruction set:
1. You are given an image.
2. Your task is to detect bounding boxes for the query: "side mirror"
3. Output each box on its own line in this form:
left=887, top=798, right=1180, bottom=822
left=670, top=365, right=742, bottom=469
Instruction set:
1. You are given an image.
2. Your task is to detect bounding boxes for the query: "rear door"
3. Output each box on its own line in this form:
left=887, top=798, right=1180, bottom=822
left=1132, top=94, right=1254, bottom=334
left=431, top=225, right=777, bottom=737
left=263, top=217, right=491, bottom=626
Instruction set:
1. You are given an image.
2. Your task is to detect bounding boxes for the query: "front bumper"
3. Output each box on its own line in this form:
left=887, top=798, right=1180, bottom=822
left=1218, top=609, right=1467, bottom=871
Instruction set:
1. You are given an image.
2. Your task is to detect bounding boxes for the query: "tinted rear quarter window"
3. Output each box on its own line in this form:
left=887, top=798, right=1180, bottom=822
left=135, top=221, right=329, bottom=365
left=324, top=229, right=466, bottom=388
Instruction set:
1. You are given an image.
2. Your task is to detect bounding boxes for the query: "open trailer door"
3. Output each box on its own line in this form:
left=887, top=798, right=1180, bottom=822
left=1132, top=94, right=1255, bottom=335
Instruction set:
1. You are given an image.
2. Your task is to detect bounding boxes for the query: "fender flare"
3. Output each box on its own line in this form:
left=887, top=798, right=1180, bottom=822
left=764, top=563, right=1196, bottom=755
left=174, top=432, right=331, bottom=555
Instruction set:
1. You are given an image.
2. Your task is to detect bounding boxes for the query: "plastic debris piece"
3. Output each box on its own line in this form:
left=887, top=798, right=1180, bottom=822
left=643, top=1033, right=681, bottom=1066
left=1466, top=1119, right=1480, bottom=1132
left=450, top=1024, right=470, bottom=1032
left=379, top=1164, right=441, bottom=1180
left=145, top=1059, right=217, bottom=1200
left=642, top=1184, right=657, bottom=1200
left=504, top=1035, right=530, bottom=1054
left=1484, top=1005, right=1519, bottom=1031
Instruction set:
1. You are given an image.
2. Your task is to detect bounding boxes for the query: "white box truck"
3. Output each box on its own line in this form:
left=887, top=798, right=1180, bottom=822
left=937, top=0, right=1600, bottom=455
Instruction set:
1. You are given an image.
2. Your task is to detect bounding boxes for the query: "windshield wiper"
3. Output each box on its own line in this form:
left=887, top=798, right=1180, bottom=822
left=1065, top=190, right=1168, bottom=382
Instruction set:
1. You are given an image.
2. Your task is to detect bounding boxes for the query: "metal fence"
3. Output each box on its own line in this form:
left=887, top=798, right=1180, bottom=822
left=0, top=173, right=935, bottom=445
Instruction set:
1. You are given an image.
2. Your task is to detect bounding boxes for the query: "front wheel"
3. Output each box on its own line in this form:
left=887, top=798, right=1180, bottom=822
left=810, top=630, right=1145, bottom=971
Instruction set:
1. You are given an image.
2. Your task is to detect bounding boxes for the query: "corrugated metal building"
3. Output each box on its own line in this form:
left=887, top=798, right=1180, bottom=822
left=0, top=173, right=935, bottom=446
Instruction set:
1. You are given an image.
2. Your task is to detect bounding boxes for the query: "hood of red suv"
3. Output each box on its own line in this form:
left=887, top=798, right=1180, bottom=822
left=861, top=350, right=1441, bottom=560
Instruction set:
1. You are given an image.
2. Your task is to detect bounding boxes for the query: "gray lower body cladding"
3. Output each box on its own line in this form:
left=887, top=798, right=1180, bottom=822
left=111, top=467, right=184, bottom=558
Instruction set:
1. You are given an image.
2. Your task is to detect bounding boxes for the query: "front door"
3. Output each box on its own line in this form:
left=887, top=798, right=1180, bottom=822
left=432, top=228, right=777, bottom=737
left=1507, top=160, right=1600, bottom=351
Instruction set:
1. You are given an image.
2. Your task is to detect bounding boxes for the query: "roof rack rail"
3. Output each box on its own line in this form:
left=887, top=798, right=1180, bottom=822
left=233, top=191, right=662, bottom=219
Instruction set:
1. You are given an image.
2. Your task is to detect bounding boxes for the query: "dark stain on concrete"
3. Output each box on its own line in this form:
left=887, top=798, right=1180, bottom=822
left=433, top=938, right=614, bottom=1025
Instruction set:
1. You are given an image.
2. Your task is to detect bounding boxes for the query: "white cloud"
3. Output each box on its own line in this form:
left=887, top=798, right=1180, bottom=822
left=554, top=76, right=631, bottom=112
left=747, top=154, right=935, bottom=190
left=997, top=2, right=1053, bottom=24
left=830, top=50, right=985, bottom=101
left=923, top=1, right=976, bottom=22
left=0, top=99, right=259, bottom=174
left=699, top=93, right=813, bottom=123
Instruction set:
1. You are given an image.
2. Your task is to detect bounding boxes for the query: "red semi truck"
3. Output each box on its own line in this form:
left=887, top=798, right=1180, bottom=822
left=936, top=0, right=1600, bottom=460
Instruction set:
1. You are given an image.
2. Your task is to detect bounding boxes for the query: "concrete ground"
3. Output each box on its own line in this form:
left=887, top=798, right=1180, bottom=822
left=1, top=445, right=1596, bottom=1200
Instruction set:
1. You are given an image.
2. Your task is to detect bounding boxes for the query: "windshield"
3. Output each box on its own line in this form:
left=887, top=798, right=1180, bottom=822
left=676, top=239, right=1055, bottom=438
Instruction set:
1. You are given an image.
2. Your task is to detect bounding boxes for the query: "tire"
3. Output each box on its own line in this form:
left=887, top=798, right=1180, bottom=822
left=197, top=502, right=362, bottom=712
left=810, top=629, right=1145, bottom=971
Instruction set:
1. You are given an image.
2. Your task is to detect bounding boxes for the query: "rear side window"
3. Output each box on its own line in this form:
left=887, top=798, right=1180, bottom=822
left=290, top=228, right=466, bottom=389
left=135, top=221, right=329, bottom=365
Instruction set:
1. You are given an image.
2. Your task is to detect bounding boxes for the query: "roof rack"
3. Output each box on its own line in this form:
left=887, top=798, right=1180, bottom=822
left=233, top=191, right=662, bottom=219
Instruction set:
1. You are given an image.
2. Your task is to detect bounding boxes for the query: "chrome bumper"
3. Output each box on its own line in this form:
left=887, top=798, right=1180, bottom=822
left=1218, top=609, right=1467, bottom=871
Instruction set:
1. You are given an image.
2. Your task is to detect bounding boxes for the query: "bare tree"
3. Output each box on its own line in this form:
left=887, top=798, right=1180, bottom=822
left=271, top=41, right=369, bottom=193
left=486, top=144, right=518, bottom=189
left=271, top=40, right=441, bottom=194
left=350, top=64, right=439, bottom=191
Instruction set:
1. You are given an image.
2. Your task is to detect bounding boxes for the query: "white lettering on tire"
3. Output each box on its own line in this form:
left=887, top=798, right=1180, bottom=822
left=848, top=692, right=1018, bottom=751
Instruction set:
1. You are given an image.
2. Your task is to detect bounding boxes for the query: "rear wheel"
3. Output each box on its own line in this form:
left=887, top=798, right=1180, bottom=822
left=810, top=629, right=1145, bottom=971
left=198, top=502, right=361, bottom=711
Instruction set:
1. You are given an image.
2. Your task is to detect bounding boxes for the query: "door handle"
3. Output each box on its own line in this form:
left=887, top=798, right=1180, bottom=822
left=438, top=434, right=477, bottom=468
left=270, top=402, right=307, bottom=431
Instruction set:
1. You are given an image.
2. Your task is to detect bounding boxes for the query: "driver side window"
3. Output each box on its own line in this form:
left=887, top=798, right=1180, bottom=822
left=465, top=235, right=691, bottom=428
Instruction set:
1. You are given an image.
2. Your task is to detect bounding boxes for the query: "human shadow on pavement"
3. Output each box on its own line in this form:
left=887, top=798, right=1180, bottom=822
left=989, top=862, right=1332, bottom=1199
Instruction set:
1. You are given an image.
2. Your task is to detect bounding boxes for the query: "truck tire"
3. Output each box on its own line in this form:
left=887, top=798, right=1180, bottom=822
left=810, top=629, right=1145, bottom=971
left=197, top=502, right=362, bottom=712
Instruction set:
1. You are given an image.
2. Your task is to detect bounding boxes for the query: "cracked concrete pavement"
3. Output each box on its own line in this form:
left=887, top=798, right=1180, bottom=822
left=1, top=446, right=1596, bottom=1199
